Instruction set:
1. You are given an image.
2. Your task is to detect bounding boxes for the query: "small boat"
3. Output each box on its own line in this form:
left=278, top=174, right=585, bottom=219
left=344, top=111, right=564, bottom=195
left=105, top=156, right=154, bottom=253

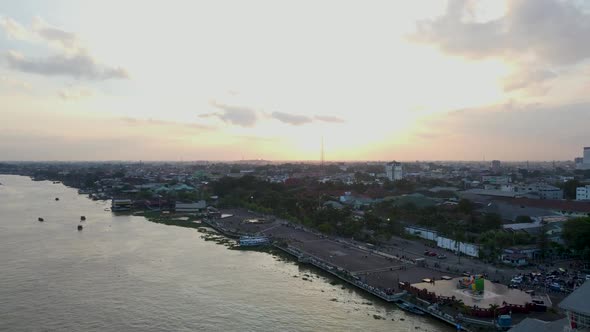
left=55, top=197, right=60, bottom=201
left=77, top=225, right=83, bottom=231
left=80, top=216, right=86, bottom=221
left=38, top=217, right=44, bottom=222
left=239, top=236, right=270, bottom=247
left=396, top=302, right=425, bottom=315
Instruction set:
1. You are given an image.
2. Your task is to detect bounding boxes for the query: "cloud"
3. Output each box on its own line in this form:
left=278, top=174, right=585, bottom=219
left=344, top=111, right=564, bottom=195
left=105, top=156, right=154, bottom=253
left=0, top=16, right=128, bottom=80
left=119, top=117, right=213, bottom=131
left=411, top=0, right=590, bottom=65
left=58, top=86, right=93, bottom=100
left=31, top=17, right=79, bottom=50
left=415, top=100, right=590, bottom=159
left=202, top=100, right=259, bottom=127
left=5, top=50, right=129, bottom=80
left=314, top=115, right=345, bottom=123
left=271, top=111, right=312, bottom=125
left=0, top=16, right=29, bottom=40
left=0, top=75, right=30, bottom=90
left=502, top=68, right=557, bottom=92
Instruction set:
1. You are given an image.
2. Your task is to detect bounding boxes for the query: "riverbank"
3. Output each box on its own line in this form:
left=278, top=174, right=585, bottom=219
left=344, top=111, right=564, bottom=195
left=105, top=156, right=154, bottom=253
left=1, top=174, right=454, bottom=332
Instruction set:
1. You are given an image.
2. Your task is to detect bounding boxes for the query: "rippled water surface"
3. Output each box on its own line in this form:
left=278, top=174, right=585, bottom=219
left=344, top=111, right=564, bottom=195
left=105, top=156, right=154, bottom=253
left=0, top=175, right=450, bottom=332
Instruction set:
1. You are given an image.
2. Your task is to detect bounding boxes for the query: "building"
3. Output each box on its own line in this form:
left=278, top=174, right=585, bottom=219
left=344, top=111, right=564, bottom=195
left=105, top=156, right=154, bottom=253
left=510, top=280, right=590, bottom=331
left=577, top=185, right=590, bottom=201
left=405, top=225, right=438, bottom=241
left=436, top=236, right=480, bottom=257
left=501, top=246, right=541, bottom=266
left=482, top=175, right=511, bottom=185
left=559, top=280, right=590, bottom=331
left=385, top=161, right=403, bottom=181
left=575, top=147, right=590, bottom=170
left=111, top=199, right=132, bottom=211
left=175, top=200, right=206, bottom=213
left=491, top=160, right=501, bottom=171
left=517, top=183, right=564, bottom=200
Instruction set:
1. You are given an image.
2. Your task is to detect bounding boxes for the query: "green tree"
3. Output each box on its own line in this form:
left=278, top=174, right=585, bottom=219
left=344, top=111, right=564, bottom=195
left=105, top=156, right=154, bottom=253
left=563, top=179, right=581, bottom=200
left=458, top=199, right=475, bottom=215
left=563, top=217, right=590, bottom=252
left=538, top=222, right=549, bottom=260
left=482, top=213, right=502, bottom=230
left=515, top=215, right=532, bottom=223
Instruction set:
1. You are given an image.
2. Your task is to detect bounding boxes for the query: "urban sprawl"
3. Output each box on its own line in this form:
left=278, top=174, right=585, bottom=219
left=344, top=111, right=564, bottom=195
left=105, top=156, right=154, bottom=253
left=2, top=147, right=590, bottom=331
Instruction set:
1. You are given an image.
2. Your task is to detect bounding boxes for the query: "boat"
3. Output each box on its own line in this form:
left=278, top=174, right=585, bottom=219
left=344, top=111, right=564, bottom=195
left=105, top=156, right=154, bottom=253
left=396, top=302, right=425, bottom=315
left=239, top=236, right=270, bottom=247
left=77, top=225, right=83, bottom=231
left=111, top=199, right=132, bottom=212
left=55, top=197, right=59, bottom=201
left=80, top=216, right=86, bottom=221
left=38, top=217, right=44, bottom=222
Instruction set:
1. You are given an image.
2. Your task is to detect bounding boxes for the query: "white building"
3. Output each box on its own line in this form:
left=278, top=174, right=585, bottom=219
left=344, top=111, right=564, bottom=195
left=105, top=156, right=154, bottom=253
left=436, top=236, right=480, bottom=257
left=405, top=226, right=438, bottom=241
left=559, top=281, right=590, bottom=331
left=517, top=183, right=563, bottom=200
left=385, top=161, right=403, bottom=181
left=577, top=185, right=590, bottom=201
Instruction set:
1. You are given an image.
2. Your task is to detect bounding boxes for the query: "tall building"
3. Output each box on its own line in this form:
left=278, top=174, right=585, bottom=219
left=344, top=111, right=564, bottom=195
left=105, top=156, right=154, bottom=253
left=576, top=147, right=590, bottom=170
left=491, top=160, right=501, bottom=171
left=385, top=161, right=403, bottom=181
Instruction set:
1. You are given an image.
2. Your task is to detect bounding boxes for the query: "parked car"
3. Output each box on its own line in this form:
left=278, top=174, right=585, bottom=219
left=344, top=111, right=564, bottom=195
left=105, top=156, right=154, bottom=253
left=437, top=254, right=447, bottom=259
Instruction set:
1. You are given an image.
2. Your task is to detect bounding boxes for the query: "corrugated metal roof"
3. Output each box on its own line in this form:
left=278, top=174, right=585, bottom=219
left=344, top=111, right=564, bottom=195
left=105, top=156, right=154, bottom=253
left=508, top=317, right=567, bottom=332
left=558, top=280, right=590, bottom=315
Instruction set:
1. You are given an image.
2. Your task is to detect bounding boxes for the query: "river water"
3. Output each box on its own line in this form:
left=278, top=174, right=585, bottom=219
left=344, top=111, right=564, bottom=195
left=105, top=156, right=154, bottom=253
left=0, top=175, right=450, bottom=332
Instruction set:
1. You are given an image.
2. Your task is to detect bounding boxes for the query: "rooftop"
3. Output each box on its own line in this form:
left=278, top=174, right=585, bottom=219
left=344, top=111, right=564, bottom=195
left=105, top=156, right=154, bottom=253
left=558, top=280, right=590, bottom=315
left=508, top=317, right=568, bottom=332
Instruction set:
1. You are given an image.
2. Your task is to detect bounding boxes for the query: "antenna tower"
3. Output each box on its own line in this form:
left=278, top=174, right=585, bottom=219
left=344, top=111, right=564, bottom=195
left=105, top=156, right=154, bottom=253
left=321, top=136, right=325, bottom=168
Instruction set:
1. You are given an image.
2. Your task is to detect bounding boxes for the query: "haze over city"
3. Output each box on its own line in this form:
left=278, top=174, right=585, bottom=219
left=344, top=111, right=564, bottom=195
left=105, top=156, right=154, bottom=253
left=2, top=0, right=589, bottom=161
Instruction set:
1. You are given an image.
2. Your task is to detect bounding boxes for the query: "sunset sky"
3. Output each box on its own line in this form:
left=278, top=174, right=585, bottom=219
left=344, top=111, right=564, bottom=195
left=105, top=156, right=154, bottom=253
left=1, top=0, right=589, bottom=161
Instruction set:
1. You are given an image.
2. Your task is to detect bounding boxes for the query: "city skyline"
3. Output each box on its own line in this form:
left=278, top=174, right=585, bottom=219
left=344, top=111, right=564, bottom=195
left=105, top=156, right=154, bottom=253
left=2, top=0, right=590, bottom=161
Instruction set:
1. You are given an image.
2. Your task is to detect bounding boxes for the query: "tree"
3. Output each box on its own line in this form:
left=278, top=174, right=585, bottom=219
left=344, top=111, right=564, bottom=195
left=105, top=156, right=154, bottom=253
left=563, top=217, right=590, bottom=252
left=515, top=215, right=532, bottom=223
left=482, top=213, right=502, bottom=230
left=538, top=222, right=549, bottom=261
left=563, top=179, right=581, bottom=200
left=458, top=199, right=475, bottom=215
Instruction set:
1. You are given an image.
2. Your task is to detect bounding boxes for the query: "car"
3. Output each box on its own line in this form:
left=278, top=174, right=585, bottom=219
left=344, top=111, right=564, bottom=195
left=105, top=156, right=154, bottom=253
left=437, top=254, right=447, bottom=259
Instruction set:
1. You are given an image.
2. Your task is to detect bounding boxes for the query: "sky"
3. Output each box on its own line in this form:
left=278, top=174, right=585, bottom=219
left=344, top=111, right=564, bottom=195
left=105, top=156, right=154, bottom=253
left=1, top=0, right=589, bottom=161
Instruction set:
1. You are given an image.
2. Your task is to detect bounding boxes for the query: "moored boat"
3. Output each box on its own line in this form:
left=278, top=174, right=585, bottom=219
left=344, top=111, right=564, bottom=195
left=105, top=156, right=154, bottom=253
left=239, top=236, right=269, bottom=247
left=396, top=302, right=425, bottom=315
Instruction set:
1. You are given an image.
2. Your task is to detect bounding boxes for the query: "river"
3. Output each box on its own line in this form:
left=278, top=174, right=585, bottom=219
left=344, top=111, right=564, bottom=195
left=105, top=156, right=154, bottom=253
left=0, top=175, right=450, bottom=332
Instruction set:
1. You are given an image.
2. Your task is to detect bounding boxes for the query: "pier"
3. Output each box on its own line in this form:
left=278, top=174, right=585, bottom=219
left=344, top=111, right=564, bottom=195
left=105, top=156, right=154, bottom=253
left=201, top=210, right=480, bottom=331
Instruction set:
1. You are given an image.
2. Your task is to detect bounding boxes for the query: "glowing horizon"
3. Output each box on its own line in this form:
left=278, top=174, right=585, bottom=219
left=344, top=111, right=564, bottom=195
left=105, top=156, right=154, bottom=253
left=1, top=0, right=590, bottom=161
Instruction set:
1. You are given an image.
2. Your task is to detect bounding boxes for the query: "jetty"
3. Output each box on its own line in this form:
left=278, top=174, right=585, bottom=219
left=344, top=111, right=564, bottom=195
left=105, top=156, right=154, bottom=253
left=201, top=210, right=480, bottom=331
